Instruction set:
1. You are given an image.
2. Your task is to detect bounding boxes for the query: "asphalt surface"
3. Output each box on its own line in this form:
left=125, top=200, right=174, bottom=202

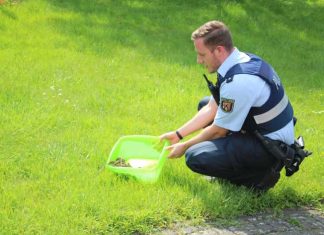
left=158, top=207, right=324, bottom=235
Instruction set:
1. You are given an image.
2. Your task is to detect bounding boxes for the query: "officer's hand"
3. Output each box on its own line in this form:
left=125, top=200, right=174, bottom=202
left=166, top=142, right=187, bottom=159
left=159, top=131, right=180, bottom=145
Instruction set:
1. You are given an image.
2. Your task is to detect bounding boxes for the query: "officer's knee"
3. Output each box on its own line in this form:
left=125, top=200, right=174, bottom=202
left=185, top=148, right=200, bottom=172
left=185, top=143, right=231, bottom=177
left=185, top=146, right=212, bottom=174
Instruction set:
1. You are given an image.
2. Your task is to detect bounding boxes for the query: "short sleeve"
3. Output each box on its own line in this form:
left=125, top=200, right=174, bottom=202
left=213, top=74, right=269, bottom=131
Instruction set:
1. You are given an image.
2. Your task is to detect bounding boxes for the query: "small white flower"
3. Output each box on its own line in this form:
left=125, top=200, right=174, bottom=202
left=312, top=110, right=324, bottom=114
left=50, top=86, right=55, bottom=90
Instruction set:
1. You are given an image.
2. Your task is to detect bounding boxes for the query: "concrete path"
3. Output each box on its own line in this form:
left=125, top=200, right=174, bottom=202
left=158, top=207, right=324, bottom=235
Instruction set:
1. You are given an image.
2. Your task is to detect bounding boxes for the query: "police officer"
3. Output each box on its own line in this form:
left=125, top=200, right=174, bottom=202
left=160, top=20, right=295, bottom=191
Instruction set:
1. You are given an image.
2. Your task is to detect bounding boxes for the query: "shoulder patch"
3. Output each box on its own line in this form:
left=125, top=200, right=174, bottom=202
left=220, top=98, right=235, bottom=113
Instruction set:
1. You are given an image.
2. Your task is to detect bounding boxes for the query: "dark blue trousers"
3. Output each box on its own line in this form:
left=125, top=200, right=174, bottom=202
left=185, top=97, right=282, bottom=190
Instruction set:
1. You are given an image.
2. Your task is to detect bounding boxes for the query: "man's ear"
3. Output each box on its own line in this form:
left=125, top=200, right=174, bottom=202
left=212, top=45, right=221, bottom=55
left=212, top=45, right=226, bottom=57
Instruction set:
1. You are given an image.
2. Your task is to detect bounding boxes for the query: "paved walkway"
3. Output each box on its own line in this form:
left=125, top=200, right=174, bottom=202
left=158, top=207, right=324, bottom=235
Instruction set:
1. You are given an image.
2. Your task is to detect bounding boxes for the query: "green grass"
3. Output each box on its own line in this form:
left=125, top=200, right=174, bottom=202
left=0, top=0, right=323, bottom=234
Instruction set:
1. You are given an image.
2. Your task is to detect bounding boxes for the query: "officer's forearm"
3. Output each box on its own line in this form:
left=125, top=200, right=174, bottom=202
left=183, top=124, right=227, bottom=150
left=178, top=100, right=216, bottom=138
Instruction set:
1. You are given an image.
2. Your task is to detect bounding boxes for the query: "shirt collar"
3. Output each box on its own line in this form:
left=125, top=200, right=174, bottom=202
left=217, top=47, right=250, bottom=78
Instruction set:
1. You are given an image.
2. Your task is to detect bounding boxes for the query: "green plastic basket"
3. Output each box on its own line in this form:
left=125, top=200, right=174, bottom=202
left=106, top=135, right=170, bottom=183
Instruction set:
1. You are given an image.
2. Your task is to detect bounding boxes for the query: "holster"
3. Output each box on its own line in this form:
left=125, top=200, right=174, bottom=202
left=254, top=130, right=312, bottom=177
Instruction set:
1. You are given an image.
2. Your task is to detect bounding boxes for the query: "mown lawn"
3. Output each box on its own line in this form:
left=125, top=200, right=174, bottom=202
left=0, top=0, right=323, bottom=234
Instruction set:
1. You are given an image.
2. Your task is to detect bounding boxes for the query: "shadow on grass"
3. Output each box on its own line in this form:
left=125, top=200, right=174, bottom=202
left=0, top=4, right=17, bottom=20
left=45, top=0, right=207, bottom=65
left=227, top=0, right=324, bottom=90
left=42, top=0, right=324, bottom=91
left=161, top=161, right=318, bottom=221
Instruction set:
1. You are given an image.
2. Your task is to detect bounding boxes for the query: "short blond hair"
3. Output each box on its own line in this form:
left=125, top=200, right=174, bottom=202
left=191, top=20, right=233, bottom=51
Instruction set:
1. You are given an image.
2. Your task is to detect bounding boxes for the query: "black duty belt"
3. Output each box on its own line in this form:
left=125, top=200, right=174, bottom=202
left=254, top=130, right=312, bottom=177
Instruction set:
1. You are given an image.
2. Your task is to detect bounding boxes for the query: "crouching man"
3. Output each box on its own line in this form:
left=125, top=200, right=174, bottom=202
left=160, top=20, right=310, bottom=192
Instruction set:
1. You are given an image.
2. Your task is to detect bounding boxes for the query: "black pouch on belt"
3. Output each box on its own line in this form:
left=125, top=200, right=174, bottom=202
left=254, top=130, right=312, bottom=177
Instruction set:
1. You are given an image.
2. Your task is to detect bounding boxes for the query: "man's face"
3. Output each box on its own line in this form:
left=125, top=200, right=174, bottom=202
left=194, top=38, right=221, bottom=73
